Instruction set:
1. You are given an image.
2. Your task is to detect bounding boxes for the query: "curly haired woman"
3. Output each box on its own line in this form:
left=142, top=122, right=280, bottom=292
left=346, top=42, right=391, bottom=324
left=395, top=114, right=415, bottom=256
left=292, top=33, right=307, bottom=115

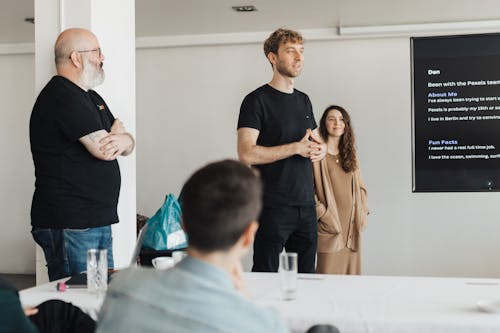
left=313, top=105, right=369, bottom=274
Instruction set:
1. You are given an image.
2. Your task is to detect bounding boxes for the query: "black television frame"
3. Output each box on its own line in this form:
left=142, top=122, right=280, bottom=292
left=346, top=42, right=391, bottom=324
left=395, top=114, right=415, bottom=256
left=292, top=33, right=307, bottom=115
left=412, top=33, right=500, bottom=192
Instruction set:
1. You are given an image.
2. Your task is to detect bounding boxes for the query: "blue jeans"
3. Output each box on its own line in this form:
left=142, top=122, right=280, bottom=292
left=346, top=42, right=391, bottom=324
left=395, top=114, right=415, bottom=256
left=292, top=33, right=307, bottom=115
left=32, top=226, right=114, bottom=281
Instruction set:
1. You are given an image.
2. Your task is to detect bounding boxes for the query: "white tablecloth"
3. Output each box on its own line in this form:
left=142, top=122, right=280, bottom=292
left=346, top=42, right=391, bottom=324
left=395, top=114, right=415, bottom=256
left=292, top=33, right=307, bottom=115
left=20, top=272, right=500, bottom=332
left=246, top=273, right=500, bottom=333
left=19, top=278, right=104, bottom=321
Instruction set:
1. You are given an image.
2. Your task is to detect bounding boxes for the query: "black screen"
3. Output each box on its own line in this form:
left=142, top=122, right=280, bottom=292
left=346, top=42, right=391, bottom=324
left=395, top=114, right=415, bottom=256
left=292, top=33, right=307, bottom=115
left=412, top=33, right=500, bottom=192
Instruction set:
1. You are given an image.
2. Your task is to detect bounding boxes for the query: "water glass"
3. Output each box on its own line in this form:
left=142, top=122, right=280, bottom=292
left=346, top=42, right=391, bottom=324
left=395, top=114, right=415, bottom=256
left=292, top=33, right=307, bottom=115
left=279, top=252, right=298, bottom=301
left=87, top=249, right=108, bottom=295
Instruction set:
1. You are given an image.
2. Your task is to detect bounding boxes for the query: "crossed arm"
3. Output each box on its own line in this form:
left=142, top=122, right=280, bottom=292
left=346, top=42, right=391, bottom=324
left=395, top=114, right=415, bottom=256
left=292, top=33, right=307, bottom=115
left=79, top=118, right=135, bottom=161
left=237, top=127, right=327, bottom=166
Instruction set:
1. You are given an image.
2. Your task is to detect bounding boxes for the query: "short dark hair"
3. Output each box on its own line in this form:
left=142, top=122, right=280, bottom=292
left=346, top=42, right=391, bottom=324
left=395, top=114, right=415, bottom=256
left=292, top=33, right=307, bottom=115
left=263, top=28, right=303, bottom=58
left=182, top=160, right=262, bottom=252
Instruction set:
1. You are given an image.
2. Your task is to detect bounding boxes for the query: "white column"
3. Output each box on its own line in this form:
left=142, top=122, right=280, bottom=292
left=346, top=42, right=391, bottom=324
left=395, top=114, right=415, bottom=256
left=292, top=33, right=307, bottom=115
left=88, top=1, right=137, bottom=270
left=34, top=0, right=136, bottom=284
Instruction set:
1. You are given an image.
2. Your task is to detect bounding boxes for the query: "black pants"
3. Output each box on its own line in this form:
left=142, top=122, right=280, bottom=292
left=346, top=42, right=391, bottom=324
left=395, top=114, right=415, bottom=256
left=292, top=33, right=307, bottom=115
left=252, top=205, right=317, bottom=273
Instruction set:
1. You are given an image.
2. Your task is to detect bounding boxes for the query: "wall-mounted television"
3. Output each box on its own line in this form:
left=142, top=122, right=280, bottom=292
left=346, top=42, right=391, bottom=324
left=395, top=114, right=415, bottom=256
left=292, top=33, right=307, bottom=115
left=412, top=33, right=500, bottom=192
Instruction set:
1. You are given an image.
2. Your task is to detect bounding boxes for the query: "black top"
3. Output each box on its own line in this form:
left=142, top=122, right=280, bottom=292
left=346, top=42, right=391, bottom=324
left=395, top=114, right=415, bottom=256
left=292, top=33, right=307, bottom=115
left=238, top=84, right=317, bottom=207
left=30, top=76, right=120, bottom=229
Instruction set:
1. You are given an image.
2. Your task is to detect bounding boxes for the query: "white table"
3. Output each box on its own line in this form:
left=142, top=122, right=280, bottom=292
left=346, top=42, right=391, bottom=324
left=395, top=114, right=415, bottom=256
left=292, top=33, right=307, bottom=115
left=20, top=278, right=104, bottom=321
left=20, top=273, right=500, bottom=333
left=246, top=273, right=500, bottom=333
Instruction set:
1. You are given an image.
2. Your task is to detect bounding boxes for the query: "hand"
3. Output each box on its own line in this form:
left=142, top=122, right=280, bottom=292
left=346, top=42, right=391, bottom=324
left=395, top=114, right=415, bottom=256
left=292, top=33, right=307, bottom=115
left=296, top=129, right=321, bottom=159
left=230, top=260, right=249, bottom=297
left=99, top=133, right=133, bottom=159
left=309, top=130, right=327, bottom=162
left=310, top=143, right=327, bottom=163
left=24, top=307, right=38, bottom=317
left=110, top=118, right=126, bottom=134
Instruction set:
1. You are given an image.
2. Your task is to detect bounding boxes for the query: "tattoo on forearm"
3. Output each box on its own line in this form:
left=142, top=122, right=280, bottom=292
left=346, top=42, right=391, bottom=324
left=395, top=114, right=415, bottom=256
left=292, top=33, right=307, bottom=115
left=87, top=133, right=98, bottom=142
left=85, top=131, right=104, bottom=143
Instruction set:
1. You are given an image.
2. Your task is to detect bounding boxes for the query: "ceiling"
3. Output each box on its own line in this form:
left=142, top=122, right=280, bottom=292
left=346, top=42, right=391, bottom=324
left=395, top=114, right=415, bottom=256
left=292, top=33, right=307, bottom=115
left=2, top=0, right=500, bottom=44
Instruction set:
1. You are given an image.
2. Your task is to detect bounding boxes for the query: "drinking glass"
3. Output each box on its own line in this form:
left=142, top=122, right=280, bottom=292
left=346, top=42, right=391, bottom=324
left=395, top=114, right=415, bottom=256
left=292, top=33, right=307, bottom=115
left=279, top=252, right=298, bottom=301
left=87, top=249, right=108, bottom=295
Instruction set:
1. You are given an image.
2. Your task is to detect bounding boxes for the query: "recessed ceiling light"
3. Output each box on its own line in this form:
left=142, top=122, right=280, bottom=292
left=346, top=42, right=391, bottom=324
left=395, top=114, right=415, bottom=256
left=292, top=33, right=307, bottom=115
left=232, top=5, right=258, bottom=12
left=24, top=17, right=35, bottom=24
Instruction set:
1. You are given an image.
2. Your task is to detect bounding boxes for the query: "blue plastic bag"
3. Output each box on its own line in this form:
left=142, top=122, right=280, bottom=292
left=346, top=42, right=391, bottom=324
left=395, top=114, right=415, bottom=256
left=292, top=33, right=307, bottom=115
left=142, top=194, right=188, bottom=251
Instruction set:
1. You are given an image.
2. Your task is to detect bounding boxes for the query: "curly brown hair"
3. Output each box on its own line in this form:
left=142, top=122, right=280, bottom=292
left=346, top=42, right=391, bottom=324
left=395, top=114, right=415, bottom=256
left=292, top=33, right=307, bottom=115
left=319, top=105, right=358, bottom=173
left=263, top=28, right=303, bottom=58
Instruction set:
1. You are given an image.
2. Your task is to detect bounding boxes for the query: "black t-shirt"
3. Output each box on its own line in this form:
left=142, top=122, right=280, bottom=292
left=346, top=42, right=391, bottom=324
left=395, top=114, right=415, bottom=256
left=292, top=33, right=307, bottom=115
left=238, top=84, right=317, bottom=207
left=30, top=75, right=121, bottom=229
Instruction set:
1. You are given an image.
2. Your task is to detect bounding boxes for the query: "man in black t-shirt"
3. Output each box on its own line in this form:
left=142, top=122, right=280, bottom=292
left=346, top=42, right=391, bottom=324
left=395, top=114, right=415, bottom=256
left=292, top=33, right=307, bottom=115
left=237, top=28, right=327, bottom=273
left=29, top=28, right=135, bottom=281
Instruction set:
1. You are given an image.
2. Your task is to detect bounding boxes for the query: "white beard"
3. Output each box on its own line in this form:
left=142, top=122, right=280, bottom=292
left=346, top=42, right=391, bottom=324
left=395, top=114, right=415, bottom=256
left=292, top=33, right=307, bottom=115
left=81, top=57, right=105, bottom=89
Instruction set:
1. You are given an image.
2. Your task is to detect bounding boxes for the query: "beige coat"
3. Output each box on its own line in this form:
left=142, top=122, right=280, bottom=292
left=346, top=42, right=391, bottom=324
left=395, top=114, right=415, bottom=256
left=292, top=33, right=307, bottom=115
left=313, top=159, right=369, bottom=253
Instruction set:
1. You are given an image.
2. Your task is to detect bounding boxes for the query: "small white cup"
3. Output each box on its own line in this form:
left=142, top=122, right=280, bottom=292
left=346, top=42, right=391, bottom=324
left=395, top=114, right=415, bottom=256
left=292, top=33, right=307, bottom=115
left=279, top=252, right=298, bottom=301
left=172, top=251, right=187, bottom=265
left=152, top=256, right=175, bottom=270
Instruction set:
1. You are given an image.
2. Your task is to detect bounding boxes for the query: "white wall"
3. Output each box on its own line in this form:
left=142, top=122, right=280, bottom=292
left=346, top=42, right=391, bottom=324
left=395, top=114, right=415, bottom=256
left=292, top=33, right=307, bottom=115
left=136, top=43, right=268, bottom=215
left=0, top=53, right=35, bottom=273
left=3, top=35, right=500, bottom=277
left=136, top=37, right=500, bottom=278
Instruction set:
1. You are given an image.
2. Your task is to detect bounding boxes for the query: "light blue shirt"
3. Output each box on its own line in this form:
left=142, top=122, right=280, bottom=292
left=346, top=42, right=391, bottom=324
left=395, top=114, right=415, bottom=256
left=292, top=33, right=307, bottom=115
left=97, top=256, right=289, bottom=333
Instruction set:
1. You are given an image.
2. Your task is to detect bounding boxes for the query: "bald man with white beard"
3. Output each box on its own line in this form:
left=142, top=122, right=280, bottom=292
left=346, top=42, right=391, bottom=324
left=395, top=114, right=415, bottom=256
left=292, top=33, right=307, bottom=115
left=29, top=28, right=135, bottom=281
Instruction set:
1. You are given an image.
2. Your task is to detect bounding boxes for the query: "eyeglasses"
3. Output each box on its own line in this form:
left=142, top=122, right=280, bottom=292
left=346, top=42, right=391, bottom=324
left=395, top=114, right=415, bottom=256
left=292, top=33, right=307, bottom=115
left=69, top=47, right=102, bottom=59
